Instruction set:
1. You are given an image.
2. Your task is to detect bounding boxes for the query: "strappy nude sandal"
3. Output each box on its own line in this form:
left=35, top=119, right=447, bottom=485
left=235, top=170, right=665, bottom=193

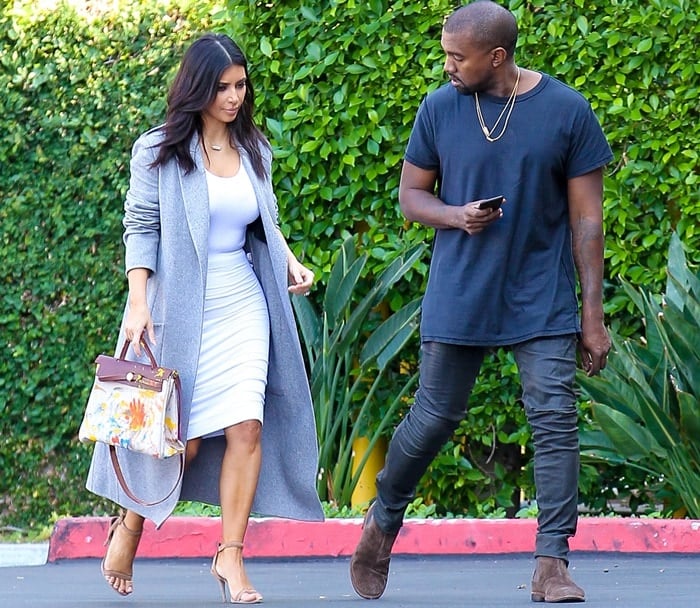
left=210, top=541, right=263, bottom=604
left=100, top=511, right=142, bottom=596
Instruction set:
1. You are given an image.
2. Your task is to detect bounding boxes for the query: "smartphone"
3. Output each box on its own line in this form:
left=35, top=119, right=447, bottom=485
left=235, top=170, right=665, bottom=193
left=477, top=195, right=505, bottom=211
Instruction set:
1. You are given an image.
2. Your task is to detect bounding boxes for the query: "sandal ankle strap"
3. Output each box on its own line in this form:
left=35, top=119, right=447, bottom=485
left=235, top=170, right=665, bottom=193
left=105, top=513, right=142, bottom=547
left=217, top=541, right=244, bottom=553
left=119, top=519, right=143, bottom=537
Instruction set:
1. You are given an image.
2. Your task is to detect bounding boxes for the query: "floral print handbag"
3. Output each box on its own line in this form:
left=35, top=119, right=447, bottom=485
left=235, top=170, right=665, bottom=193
left=79, top=337, right=185, bottom=505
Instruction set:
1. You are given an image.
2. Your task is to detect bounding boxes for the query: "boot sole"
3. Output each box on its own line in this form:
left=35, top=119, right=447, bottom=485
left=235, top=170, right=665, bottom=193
left=531, top=592, right=585, bottom=602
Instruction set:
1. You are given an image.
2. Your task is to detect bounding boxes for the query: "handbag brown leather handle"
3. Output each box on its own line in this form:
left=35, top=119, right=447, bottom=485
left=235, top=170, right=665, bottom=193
left=118, top=336, right=159, bottom=368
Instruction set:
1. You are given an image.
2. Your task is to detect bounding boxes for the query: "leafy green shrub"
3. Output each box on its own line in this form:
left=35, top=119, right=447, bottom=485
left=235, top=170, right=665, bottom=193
left=579, top=233, right=700, bottom=517
left=293, top=236, right=425, bottom=506
left=225, top=0, right=445, bottom=279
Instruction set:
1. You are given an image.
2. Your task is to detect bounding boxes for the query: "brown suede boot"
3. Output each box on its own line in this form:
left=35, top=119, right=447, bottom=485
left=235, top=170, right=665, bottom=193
left=531, top=556, right=585, bottom=603
left=349, top=504, right=400, bottom=599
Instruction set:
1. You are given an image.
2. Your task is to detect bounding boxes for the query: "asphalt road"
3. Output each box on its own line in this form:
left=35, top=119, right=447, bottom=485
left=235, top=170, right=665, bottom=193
left=1, top=553, right=697, bottom=607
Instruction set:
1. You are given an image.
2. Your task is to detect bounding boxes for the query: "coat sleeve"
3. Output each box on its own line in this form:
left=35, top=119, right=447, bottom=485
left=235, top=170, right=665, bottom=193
left=261, top=145, right=281, bottom=227
left=123, top=133, right=161, bottom=275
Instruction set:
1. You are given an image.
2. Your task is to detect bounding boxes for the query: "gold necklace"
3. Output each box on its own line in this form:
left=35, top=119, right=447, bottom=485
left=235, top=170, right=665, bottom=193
left=202, top=136, right=226, bottom=151
left=474, top=68, right=521, bottom=142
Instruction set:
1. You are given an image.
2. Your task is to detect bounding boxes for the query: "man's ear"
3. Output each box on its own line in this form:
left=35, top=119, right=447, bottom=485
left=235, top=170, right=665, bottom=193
left=491, top=47, right=507, bottom=67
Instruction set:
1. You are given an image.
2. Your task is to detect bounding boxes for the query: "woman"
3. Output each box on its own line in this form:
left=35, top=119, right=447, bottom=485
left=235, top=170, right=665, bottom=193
left=85, top=33, right=323, bottom=603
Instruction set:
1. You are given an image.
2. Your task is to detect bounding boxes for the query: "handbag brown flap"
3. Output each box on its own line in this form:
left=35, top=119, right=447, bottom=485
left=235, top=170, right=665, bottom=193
left=94, top=354, right=176, bottom=392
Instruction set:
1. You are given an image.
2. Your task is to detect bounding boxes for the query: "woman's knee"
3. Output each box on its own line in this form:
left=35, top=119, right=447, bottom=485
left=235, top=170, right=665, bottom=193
left=225, top=419, right=262, bottom=451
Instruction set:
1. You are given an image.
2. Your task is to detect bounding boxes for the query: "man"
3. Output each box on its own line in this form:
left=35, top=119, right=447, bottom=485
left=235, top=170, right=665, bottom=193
left=349, top=1, right=612, bottom=603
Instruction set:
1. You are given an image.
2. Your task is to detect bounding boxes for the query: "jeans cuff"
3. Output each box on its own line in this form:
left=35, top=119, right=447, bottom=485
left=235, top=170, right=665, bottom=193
left=371, top=498, right=404, bottom=535
left=534, top=533, right=571, bottom=562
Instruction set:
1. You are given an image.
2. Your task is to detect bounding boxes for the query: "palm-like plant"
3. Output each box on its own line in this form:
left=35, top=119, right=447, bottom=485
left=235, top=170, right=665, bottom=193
left=578, top=233, right=700, bottom=517
left=292, top=236, right=425, bottom=506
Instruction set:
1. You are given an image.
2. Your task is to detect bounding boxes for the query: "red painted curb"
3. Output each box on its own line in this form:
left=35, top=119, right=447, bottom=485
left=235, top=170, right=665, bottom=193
left=47, top=516, right=700, bottom=562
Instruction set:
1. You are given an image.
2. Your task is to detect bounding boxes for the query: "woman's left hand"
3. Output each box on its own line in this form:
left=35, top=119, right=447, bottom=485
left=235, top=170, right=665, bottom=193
left=287, top=255, right=314, bottom=296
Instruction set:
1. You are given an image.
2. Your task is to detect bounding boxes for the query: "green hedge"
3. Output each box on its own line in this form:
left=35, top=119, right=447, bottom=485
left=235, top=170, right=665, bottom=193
left=1, top=0, right=698, bottom=529
left=0, top=0, right=210, bottom=529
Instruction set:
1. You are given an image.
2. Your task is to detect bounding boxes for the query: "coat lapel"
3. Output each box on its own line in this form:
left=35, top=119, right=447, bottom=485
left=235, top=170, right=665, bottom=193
left=179, top=136, right=209, bottom=280
left=239, top=148, right=277, bottom=228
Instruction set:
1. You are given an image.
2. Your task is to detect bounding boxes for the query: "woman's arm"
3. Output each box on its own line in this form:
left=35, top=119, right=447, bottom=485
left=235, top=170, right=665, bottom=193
left=277, top=228, right=314, bottom=296
left=122, top=134, right=161, bottom=355
left=123, top=267, right=155, bottom=356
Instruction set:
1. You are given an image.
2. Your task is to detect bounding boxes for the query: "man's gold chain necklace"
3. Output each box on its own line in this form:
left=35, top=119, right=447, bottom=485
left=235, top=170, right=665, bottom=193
left=474, top=68, right=521, bottom=142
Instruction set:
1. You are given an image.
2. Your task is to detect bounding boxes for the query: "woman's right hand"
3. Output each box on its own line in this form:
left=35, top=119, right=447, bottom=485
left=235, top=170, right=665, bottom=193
left=124, top=301, right=155, bottom=358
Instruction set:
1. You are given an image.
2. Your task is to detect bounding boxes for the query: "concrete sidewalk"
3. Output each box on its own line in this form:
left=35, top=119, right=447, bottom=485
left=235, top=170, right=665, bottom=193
left=0, top=543, right=48, bottom=568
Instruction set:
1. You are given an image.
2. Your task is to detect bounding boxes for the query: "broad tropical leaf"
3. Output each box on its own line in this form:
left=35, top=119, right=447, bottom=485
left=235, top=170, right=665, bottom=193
left=293, top=235, right=426, bottom=503
left=325, top=255, right=366, bottom=328
left=591, top=404, right=664, bottom=460
left=360, top=297, right=421, bottom=368
left=678, top=391, right=700, bottom=442
left=579, top=232, right=700, bottom=518
left=292, top=293, right=322, bottom=355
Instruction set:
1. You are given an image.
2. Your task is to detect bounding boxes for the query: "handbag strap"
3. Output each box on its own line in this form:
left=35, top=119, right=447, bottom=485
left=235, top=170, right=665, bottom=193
left=109, top=446, right=185, bottom=507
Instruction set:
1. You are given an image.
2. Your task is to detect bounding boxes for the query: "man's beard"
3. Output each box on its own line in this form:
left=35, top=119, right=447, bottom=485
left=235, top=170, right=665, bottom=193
left=456, top=84, right=475, bottom=96
left=453, top=82, right=475, bottom=96
left=448, top=76, right=475, bottom=96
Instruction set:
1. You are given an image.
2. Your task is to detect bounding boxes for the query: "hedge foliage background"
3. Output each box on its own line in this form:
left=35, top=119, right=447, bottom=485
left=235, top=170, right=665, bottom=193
left=1, top=0, right=698, bottom=529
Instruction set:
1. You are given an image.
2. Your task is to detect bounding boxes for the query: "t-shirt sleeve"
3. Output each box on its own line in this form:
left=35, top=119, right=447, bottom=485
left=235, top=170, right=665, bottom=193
left=566, top=103, right=614, bottom=179
left=404, top=97, right=440, bottom=171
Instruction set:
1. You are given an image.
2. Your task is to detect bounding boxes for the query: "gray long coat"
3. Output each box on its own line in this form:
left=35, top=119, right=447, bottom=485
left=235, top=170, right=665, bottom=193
left=86, top=128, right=324, bottom=527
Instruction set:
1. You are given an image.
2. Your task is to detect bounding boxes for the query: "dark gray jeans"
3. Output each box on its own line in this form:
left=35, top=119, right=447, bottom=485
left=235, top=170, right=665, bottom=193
left=373, top=336, right=579, bottom=561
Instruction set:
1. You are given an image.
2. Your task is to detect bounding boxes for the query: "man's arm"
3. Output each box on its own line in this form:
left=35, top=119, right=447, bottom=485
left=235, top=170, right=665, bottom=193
left=568, top=168, right=611, bottom=376
left=398, top=160, right=502, bottom=234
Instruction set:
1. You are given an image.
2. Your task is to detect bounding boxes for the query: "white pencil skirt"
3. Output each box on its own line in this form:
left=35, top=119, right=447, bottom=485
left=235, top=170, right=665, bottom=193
left=186, top=249, right=269, bottom=440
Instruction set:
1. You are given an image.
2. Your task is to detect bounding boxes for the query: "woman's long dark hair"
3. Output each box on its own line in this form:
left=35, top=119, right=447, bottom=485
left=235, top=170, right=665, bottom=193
left=151, top=33, right=269, bottom=178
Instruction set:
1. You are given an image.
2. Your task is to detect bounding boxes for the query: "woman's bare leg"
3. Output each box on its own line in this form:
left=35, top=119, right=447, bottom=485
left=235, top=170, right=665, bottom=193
left=212, top=420, right=263, bottom=601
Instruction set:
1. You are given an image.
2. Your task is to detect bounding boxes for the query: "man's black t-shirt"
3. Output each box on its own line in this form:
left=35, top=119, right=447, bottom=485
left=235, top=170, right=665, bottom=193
left=405, top=73, right=614, bottom=346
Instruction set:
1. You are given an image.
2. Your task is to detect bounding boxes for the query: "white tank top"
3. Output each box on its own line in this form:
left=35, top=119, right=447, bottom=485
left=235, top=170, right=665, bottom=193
left=205, top=164, right=260, bottom=255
